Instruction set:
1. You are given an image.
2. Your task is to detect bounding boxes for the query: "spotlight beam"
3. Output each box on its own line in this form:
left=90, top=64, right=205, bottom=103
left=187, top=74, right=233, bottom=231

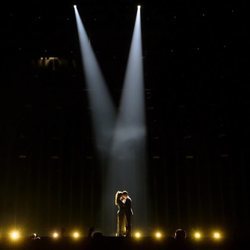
left=103, top=7, right=147, bottom=234
left=73, top=6, right=115, bottom=159
left=117, top=6, right=144, bottom=129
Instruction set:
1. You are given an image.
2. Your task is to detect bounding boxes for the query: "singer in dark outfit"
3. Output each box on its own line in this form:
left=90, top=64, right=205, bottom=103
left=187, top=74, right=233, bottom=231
left=115, top=190, right=133, bottom=237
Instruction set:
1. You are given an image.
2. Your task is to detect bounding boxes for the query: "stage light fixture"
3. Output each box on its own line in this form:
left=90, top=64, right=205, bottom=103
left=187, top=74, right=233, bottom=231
left=72, top=231, right=80, bottom=239
left=212, top=231, right=222, bottom=240
left=52, top=232, right=59, bottom=239
left=193, top=231, right=202, bottom=240
left=9, top=230, right=21, bottom=241
left=134, top=231, right=142, bottom=239
left=154, top=231, right=163, bottom=239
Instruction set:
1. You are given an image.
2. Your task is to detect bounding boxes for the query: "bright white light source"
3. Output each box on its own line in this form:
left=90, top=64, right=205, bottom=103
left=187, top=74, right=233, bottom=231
left=134, top=231, right=142, bottom=239
left=194, top=231, right=202, bottom=240
left=137, top=5, right=141, bottom=9
left=154, top=231, right=163, bottom=239
left=52, top=232, right=59, bottom=239
left=9, top=230, right=21, bottom=241
left=213, top=231, right=222, bottom=240
left=72, top=231, right=80, bottom=239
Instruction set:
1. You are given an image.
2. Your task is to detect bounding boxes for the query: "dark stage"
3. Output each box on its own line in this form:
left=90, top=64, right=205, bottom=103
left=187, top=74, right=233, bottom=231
left=1, top=0, right=249, bottom=242
left=0, top=236, right=247, bottom=250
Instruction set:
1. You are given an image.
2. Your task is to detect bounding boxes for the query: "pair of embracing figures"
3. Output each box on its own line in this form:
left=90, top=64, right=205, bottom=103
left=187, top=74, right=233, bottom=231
left=115, top=190, right=133, bottom=237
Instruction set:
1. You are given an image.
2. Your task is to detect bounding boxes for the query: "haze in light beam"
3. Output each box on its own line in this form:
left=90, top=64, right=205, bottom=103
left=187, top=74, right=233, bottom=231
left=103, top=7, right=148, bottom=234
left=74, top=6, right=115, bottom=159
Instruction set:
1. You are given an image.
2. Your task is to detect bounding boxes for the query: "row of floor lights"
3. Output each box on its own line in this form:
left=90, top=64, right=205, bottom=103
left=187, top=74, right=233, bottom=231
left=3, top=230, right=223, bottom=242
left=52, top=231, right=81, bottom=240
left=4, top=230, right=82, bottom=242
left=133, top=230, right=223, bottom=241
left=193, top=231, right=223, bottom=240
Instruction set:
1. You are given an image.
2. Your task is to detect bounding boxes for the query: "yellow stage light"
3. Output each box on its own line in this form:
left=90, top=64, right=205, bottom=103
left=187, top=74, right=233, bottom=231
left=134, top=231, right=142, bottom=239
left=72, top=231, right=80, bottom=239
left=9, top=230, right=21, bottom=241
left=213, top=231, right=222, bottom=240
left=193, top=231, right=202, bottom=240
left=154, top=231, right=163, bottom=239
left=52, top=232, right=59, bottom=239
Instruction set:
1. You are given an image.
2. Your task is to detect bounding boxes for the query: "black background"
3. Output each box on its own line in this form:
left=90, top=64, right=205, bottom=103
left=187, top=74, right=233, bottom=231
left=0, top=0, right=249, bottom=238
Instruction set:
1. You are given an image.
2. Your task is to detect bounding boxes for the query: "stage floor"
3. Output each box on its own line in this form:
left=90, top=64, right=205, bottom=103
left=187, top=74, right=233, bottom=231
left=0, top=236, right=246, bottom=250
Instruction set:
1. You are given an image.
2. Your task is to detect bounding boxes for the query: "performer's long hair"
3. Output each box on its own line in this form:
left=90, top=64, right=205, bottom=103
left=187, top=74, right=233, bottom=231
left=115, top=191, right=123, bottom=205
left=122, top=190, right=132, bottom=201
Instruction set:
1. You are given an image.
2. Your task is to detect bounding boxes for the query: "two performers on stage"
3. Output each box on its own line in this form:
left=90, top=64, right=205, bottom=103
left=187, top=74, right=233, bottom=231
left=115, top=190, right=133, bottom=237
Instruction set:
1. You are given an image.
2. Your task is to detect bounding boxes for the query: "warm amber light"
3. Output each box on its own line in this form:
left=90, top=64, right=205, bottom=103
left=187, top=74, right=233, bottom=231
left=72, top=231, right=80, bottom=239
left=194, top=231, right=202, bottom=240
left=52, top=232, right=59, bottom=239
left=134, top=231, right=142, bottom=239
left=9, top=230, right=21, bottom=241
left=213, top=231, right=222, bottom=240
left=154, top=231, right=163, bottom=239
